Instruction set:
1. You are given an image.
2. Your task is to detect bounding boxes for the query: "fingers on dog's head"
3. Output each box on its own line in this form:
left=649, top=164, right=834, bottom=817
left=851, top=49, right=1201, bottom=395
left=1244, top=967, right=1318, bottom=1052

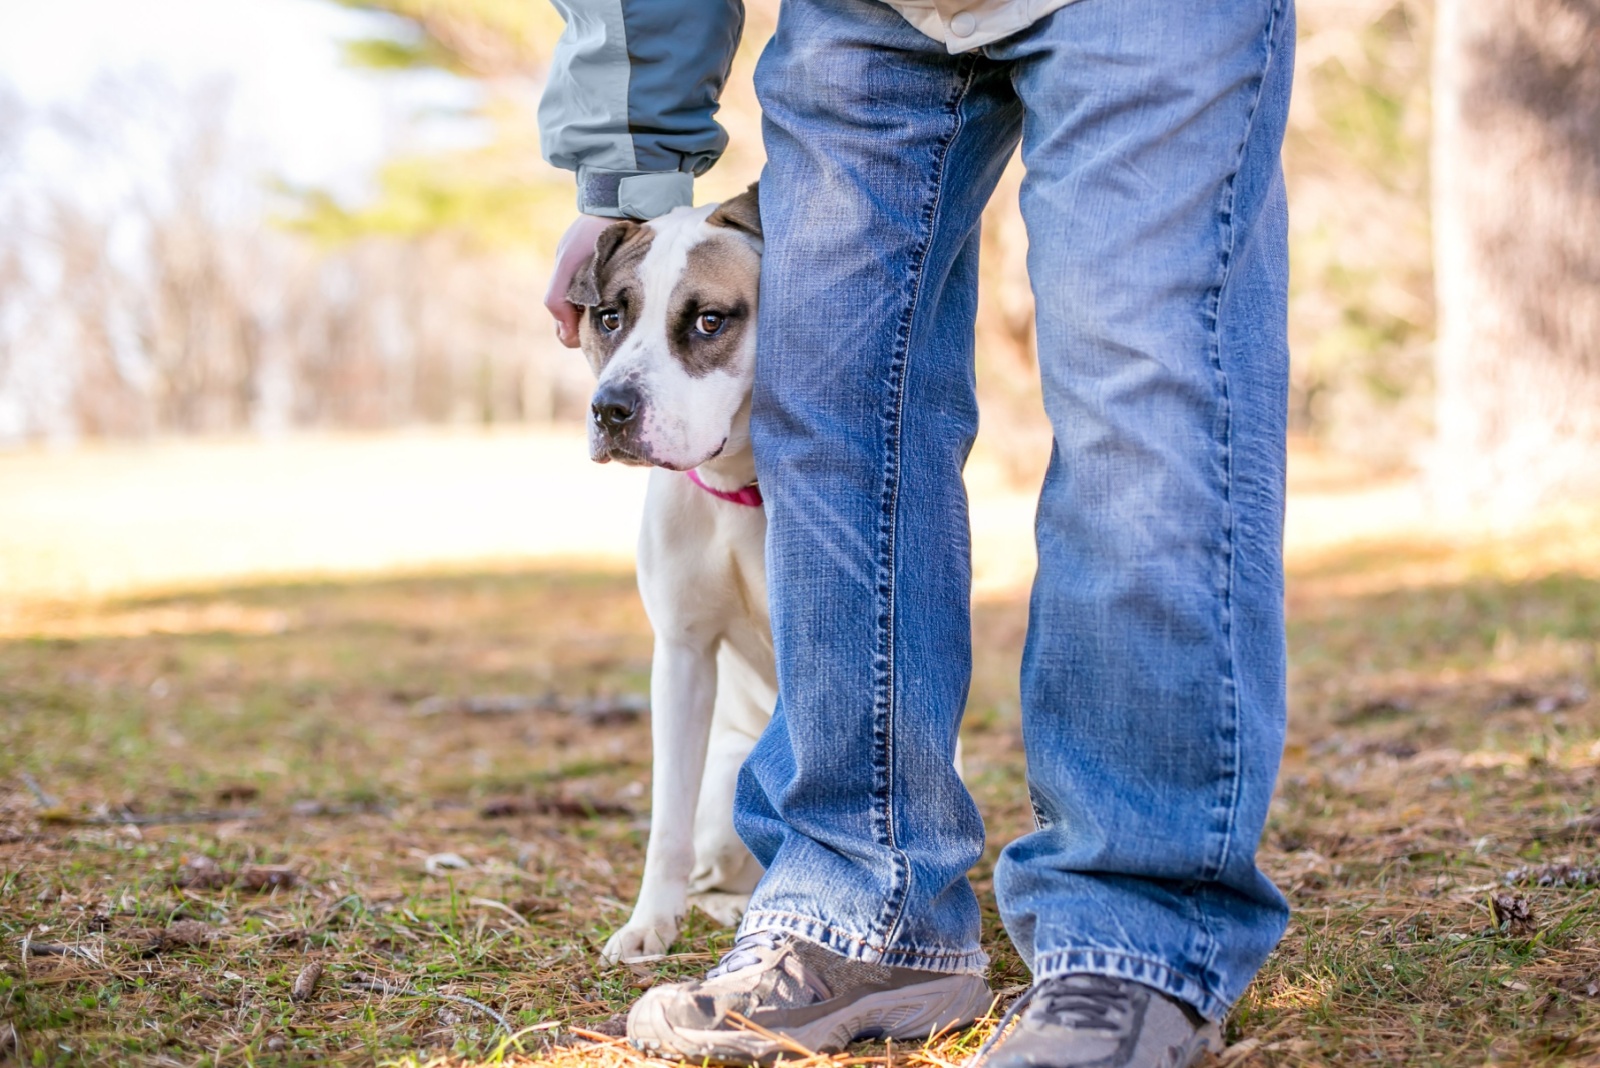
left=567, top=220, right=643, bottom=307
left=707, top=182, right=760, bottom=240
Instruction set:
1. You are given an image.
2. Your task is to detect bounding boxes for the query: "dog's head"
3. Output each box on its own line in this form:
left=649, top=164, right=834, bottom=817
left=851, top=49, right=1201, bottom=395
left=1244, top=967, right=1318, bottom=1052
left=567, top=183, right=762, bottom=470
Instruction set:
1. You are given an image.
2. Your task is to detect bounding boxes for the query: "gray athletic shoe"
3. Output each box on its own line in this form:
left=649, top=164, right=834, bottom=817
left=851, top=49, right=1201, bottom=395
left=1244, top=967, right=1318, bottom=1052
left=627, top=929, right=993, bottom=1064
left=969, top=974, right=1222, bottom=1068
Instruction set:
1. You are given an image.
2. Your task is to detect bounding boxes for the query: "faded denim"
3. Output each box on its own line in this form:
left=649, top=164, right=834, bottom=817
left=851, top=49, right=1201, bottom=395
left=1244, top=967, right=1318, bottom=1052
left=736, top=0, right=1295, bottom=1022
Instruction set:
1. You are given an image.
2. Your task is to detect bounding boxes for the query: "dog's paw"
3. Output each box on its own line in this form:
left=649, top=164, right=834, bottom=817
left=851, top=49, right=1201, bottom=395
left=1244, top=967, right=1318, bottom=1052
left=600, top=919, right=678, bottom=965
left=688, top=891, right=750, bottom=927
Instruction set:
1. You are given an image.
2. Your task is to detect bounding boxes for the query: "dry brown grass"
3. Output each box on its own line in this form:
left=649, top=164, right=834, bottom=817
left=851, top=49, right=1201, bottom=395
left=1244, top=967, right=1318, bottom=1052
left=3, top=433, right=1599, bottom=1066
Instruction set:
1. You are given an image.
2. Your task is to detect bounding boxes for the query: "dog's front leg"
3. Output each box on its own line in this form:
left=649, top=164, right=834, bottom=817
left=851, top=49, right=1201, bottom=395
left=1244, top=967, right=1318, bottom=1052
left=601, top=635, right=717, bottom=964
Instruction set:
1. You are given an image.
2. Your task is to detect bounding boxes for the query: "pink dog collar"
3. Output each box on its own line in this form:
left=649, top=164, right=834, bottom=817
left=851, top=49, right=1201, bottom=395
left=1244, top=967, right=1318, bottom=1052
left=686, top=469, right=764, bottom=508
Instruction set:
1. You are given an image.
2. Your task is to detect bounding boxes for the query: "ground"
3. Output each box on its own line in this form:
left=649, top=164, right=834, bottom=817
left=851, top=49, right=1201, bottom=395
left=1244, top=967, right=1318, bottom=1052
left=2, top=431, right=1599, bottom=1067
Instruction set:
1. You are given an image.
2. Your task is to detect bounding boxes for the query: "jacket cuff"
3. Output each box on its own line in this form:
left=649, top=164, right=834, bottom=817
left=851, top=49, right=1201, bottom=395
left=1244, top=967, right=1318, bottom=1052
left=577, top=168, right=694, bottom=220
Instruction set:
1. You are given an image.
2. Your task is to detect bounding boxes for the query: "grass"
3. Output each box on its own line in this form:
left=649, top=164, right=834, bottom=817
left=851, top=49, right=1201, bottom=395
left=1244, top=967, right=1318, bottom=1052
left=3, top=440, right=1600, bottom=1066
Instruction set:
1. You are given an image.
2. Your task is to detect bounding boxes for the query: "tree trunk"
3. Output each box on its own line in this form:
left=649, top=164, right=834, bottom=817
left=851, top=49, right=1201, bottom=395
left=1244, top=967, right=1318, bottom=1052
left=1431, top=0, right=1600, bottom=510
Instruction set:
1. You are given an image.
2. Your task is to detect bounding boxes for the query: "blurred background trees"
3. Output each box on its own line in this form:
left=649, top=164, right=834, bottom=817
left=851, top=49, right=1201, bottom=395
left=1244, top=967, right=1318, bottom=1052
left=0, top=72, right=597, bottom=441
left=1, top=0, right=1595, bottom=508
left=1286, top=0, right=1433, bottom=462
left=1432, top=0, right=1600, bottom=508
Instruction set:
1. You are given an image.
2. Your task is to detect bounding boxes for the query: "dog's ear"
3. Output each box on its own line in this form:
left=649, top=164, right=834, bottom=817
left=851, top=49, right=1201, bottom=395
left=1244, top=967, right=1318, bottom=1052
left=707, top=182, right=760, bottom=239
left=567, top=220, right=636, bottom=307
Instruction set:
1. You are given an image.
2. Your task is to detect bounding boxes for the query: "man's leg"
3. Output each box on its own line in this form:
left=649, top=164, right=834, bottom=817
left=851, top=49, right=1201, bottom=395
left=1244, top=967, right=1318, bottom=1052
left=625, top=2, right=1023, bottom=1057
left=733, top=0, right=1021, bottom=971
left=987, top=0, right=1297, bottom=1028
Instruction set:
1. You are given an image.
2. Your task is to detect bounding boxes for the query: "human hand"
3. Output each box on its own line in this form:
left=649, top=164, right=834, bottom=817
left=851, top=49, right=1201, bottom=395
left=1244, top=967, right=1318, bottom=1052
left=544, top=213, right=615, bottom=349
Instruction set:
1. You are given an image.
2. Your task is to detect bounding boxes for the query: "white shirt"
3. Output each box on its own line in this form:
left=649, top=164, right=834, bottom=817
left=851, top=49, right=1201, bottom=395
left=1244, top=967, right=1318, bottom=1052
left=881, top=0, right=1083, bottom=52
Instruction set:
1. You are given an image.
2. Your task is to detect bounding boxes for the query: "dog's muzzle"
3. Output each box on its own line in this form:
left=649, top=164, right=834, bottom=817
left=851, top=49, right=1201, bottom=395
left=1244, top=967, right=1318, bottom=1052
left=590, top=381, right=648, bottom=464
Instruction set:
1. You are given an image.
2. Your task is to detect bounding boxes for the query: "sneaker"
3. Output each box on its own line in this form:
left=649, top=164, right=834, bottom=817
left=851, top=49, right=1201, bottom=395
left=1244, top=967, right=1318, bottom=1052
left=627, top=929, right=993, bottom=1064
left=969, top=974, right=1222, bottom=1068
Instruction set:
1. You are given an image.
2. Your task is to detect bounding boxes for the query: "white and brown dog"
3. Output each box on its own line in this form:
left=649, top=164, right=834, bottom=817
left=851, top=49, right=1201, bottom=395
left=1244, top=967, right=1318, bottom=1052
left=567, top=185, right=773, bottom=964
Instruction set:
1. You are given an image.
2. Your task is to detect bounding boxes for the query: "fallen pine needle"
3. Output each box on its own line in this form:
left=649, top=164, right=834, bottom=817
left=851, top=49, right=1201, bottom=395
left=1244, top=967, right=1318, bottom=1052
left=726, top=1009, right=820, bottom=1059
left=20, top=772, right=58, bottom=808
left=17, top=938, right=102, bottom=965
left=40, top=808, right=263, bottom=827
left=468, top=896, right=531, bottom=926
left=568, top=1028, right=631, bottom=1043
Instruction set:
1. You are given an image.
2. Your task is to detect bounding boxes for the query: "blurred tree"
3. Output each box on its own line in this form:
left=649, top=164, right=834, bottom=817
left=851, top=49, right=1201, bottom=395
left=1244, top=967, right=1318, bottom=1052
left=0, top=72, right=606, bottom=445
left=286, top=1, right=575, bottom=251
left=330, top=0, right=554, bottom=78
left=301, top=0, right=773, bottom=252
left=282, top=98, right=570, bottom=252
left=1432, top=0, right=1600, bottom=508
left=0, top=88, right=25, bottom=405
left=1284, top=1, right=1434, bottom=463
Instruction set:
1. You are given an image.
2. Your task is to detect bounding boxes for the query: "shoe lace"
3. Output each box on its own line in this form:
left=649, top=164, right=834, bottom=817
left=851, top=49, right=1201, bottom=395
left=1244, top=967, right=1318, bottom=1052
left=967, top=976, right=1132, bottom=1066
left=706, top=929, right=783, bottom=979
left=1030, top=976, right=1132, bottom=1030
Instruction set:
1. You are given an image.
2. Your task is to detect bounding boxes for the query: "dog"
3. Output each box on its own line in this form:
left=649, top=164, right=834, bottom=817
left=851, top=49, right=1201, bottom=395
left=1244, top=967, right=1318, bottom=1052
left=566, top=184, right=772, bottom=964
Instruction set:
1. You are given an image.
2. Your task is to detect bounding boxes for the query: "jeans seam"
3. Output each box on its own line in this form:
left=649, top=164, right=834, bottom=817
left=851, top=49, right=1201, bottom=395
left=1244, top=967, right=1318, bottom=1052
left=1197, top=0, right=1287, bottom=988
left=871, top=54, right=983, bottom=953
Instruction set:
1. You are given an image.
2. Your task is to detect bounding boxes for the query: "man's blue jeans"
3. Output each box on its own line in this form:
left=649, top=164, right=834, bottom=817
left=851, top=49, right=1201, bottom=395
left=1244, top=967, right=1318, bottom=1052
left=736, top=0, right=1295, bottom=1022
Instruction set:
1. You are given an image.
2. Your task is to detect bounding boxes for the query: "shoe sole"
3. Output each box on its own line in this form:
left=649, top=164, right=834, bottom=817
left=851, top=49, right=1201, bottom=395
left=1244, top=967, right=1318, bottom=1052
left=629, top=973, right=993, bottom=1065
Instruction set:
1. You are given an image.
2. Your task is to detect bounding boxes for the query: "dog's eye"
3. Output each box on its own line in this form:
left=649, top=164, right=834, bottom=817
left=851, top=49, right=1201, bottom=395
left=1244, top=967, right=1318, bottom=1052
left=598, top=309, right=622, bottom=333
left=695, top=312, right=726, bottom=336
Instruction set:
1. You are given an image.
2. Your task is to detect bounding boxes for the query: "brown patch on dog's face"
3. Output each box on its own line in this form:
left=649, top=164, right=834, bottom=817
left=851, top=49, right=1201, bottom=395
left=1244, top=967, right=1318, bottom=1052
left=666, top=236, right=760, bottom=379
left=569, top=222, right=655, bottom=376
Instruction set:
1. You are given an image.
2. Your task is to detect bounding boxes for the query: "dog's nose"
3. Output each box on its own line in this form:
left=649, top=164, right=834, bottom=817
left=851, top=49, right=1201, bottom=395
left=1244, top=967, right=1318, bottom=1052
left=591, top=383, right=640, bottom=432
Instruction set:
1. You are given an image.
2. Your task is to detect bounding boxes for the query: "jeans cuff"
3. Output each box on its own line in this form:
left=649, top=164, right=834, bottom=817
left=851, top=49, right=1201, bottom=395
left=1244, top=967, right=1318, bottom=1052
left=1032, top=947, right=1229, bottom=1022
left=740, top=909, right=990, bottom=976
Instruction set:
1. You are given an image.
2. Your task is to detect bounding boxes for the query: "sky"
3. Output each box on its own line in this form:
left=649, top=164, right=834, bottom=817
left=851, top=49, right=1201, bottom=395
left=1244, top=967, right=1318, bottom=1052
left=0, top=0, right=478, bottom=197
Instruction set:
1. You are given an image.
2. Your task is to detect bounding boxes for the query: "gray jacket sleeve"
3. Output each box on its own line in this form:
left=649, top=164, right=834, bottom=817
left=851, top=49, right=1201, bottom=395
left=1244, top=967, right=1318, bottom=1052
left=539, top=0, right=744, bottom=219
